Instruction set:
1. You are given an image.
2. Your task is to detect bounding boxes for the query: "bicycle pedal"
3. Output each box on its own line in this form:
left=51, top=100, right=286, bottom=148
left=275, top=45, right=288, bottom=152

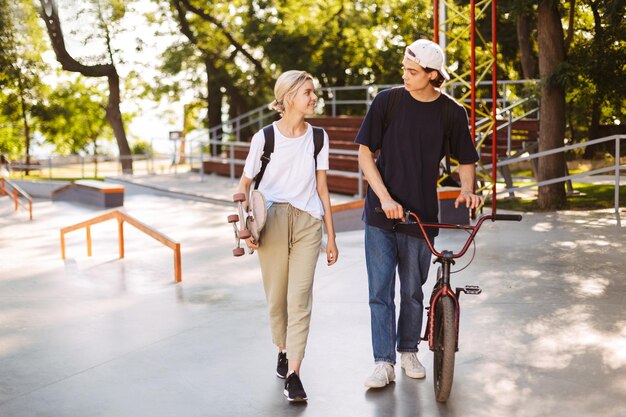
left=457, top=285, right=482, bottom=295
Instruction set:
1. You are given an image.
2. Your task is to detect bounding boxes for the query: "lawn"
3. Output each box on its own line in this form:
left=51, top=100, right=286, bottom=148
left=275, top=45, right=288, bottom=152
left=496, top=182, right=625, bottom=211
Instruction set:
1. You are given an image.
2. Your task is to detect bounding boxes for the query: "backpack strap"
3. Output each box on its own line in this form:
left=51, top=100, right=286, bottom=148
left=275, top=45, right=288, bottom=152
left=254, top=125, right=324, bottom=189
left=254, top=124, right=275, bottom=190
left=312, top=127, right=324, bottom=170
left=383, top=86, right=404, bottom=135
left=441, top=95, right=454, bottom=176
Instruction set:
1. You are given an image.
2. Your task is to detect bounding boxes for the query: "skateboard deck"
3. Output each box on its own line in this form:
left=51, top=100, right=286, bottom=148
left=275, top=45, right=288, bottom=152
left=227, top=191, right=267, bottom=257
left=246, top=190, right=267, bottom=242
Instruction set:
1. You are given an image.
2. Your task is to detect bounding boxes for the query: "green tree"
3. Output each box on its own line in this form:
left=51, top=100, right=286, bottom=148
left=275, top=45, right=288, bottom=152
left=153, top=0, right=271, bottom=136
left=244, top=1, right=433, bottom=97
left=38, top=0, right=134, bottom=173
left=0, top=0, right=48, bottom=170
left=153, top=0, right=436, bottom=132
left=536, top=0, right=570, bottom=209
left=31, top=77, right=111, bottom=155
left=131, top=139, right=153, bottom=155
left=568, top=0, right=626, bottom=152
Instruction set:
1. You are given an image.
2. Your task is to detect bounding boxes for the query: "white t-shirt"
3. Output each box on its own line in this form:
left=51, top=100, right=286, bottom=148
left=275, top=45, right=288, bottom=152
left=243, top=122, right=330, bottom=219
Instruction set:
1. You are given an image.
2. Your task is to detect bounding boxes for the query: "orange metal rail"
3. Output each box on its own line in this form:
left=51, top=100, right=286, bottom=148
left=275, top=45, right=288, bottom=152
left=60, top=210, right=182, bottom=282
left=1, top=177, right=33, bottom=220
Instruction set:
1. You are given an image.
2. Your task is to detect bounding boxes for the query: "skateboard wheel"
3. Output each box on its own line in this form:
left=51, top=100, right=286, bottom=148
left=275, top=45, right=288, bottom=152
left=233, top=247, right=245, bottom=257
left=239, top=229, right=252, bottom=239
left=227, top=214, right=239, bottom=223
left=233, top=192, right=246, bottom=202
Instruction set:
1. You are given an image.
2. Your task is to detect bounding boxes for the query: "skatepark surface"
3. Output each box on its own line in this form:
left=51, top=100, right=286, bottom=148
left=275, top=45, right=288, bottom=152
left=1, top=173, right=625, bottom=417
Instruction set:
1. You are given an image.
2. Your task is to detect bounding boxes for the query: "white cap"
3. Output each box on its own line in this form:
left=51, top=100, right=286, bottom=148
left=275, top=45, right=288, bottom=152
left=404, top=39, right=450, bottom=81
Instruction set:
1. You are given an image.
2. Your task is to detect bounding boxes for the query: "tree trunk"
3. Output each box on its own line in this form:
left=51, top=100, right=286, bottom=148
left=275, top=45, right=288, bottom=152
left=17, top=74, right=31, bottom=175
left=105, top=70, right=132, bottom=173
left=39, top=0, right=132, bottom=173
left=205, top=58, right=223, bottom=156
left=516, top=13, right=536, bottom=79
left=537, top=1, right=568, bottom=210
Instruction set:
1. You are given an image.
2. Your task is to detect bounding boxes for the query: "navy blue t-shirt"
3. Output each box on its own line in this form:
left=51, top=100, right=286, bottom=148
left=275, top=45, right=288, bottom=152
left=355, top=88, right=479, bottom=237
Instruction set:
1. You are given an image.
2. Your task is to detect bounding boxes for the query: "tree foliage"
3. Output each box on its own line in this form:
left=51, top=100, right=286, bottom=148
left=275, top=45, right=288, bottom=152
left=39, top=0, right=134, bottom=172
left=566, top=0, right=626, bottom=146
left=0, top=0, right=48, bottom=158
left=31, top=78, right=111, bottom=155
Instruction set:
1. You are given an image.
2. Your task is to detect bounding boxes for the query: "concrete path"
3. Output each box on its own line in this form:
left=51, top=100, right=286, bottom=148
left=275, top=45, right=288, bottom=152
left=1, top=176, right=625, bottom=417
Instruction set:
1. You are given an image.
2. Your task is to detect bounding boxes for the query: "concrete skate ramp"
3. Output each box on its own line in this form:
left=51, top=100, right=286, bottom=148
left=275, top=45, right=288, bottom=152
left=52, top=180, right=124, bottom=207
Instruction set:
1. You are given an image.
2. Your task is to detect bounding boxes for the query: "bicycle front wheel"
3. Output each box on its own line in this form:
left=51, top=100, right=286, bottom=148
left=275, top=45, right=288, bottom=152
left=433, top=296, right=456, bottom=402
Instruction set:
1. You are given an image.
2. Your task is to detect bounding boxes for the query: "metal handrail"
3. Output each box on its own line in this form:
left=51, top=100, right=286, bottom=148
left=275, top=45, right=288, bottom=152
left=2, top=153, right=155, bottom=179
left=1, top=177, right=33, bottom=220
left=483, top=134, right=625, bottom=226
left=190, top=79, right=540, bottom=145
left=475, top=98, right=537, bottom=128
left=60, top=209, right=182, bottom=282
left=198, top=102, right=538, bottom=199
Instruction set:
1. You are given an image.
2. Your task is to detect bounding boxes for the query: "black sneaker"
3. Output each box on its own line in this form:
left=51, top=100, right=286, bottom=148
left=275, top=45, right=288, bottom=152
left=276, top=352, right=288, bottom=379
left=283, top=372, right=308, bottom=402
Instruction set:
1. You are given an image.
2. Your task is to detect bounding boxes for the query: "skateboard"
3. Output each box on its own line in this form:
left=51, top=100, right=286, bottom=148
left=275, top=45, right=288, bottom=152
left=228, top=190, right=267, bottom=257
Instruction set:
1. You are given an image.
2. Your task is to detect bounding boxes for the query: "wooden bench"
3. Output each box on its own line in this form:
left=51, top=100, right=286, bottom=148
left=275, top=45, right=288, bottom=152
left=479, top=119, right=539, bottom=162
left=52, top=180, right=125, bottom=208
left=478, top=119, right=541, bottom=197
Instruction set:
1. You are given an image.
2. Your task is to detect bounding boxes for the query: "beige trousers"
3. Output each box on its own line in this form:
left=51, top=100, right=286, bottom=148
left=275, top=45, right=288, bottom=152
left=257, top=203, right=322, bottom=361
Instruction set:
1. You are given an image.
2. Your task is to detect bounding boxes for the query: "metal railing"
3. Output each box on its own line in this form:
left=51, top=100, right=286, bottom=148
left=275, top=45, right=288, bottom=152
left=0, top=176, right=33, bottom=220
left=322, top=79, right=539, bottom=116
left=1, top=80, right=539, bottom=185
left=187, top=79, right=540, bottom=147
left=482, top=134, right=625, bottom=226
left=60, top=210, right=182, bottom=282
left=192, top=81, right=539, bottom=197
left=2, top=154, right=156, bottom=179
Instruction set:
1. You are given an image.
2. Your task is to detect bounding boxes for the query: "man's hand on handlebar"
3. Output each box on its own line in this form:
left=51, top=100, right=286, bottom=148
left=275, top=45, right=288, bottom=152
left=454, top=190, right=483, bottom=210
left=380, top=198, right=405, bottom=222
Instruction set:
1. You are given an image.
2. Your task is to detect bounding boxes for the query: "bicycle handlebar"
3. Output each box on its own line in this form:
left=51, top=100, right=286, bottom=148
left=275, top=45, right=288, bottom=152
left=492, top=214, right=523, bottom=221
left=374, top=207, right=522, bottom=259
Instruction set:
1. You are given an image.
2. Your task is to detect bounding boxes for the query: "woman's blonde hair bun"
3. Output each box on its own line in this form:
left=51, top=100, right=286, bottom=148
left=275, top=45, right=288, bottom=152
left=268, top=70, right=314, bottom=116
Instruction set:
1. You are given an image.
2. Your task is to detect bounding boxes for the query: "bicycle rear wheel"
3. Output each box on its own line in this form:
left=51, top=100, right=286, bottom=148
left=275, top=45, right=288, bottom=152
left=433, top=296, right=456, bottom=402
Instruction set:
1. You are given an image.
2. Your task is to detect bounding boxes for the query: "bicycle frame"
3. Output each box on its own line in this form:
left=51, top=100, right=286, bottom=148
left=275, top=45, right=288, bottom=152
left=418, top=211, right=521, bottom=401
left=396, top=211, right=522, bottom=350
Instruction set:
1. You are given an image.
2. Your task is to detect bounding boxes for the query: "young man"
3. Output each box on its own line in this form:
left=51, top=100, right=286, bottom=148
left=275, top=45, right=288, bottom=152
left=356, top=39, right=482, bottom=388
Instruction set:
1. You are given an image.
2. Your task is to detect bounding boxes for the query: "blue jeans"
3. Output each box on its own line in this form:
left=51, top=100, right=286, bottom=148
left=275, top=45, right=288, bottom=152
left=365, top=224, right=433, bottom=364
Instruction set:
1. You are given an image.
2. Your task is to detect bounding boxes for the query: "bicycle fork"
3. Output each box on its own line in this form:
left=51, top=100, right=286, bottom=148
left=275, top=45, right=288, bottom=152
left=422, top=251, right=482, bottom=352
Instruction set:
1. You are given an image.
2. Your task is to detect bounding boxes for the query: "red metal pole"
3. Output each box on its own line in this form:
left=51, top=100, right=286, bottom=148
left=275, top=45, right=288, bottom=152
left=491, top=0, right=498, bottom=212
left=434, top=0, right=439, bottom=43
left=470, top=0, right=476, bottom=145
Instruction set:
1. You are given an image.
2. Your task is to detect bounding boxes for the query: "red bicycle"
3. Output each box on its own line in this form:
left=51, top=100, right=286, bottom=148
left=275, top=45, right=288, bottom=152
left=380, top=208, right=522, bottom=401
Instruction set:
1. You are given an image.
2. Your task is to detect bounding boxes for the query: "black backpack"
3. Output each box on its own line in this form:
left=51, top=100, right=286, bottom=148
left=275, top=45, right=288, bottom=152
left=253, top=124, right=325, bottom=190
left=382, top=86, right=458, bottom=179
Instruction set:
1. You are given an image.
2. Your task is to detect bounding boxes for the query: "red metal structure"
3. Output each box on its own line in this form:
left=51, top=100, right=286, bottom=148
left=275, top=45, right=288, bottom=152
left=433, top=0, right=499, bottom=212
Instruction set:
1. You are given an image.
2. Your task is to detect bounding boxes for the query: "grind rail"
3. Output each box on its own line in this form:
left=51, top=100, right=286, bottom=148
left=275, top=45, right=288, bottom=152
left=60, top=210, right=182, bottom=282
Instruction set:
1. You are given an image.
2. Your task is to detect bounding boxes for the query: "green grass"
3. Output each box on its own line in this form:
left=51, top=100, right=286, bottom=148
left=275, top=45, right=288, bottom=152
left=496, top=182, right=626, bottom=211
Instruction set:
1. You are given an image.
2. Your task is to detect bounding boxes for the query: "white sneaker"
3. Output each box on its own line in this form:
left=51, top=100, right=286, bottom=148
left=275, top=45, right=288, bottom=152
left=364, top=362, right=395, bottom=388
left=400, top=352, right=426, bottom=378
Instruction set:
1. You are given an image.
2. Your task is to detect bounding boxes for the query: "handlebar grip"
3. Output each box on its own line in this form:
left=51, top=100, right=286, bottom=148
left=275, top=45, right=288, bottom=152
left=493, top=214, right=523, bottom=221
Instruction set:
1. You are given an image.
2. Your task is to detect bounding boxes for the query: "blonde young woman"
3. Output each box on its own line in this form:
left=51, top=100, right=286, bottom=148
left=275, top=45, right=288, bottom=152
left=236, top=70, right=339, bottom=402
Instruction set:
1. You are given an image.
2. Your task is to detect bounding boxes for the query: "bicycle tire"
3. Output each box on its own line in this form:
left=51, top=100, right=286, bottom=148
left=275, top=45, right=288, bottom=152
left=433, top=296, right=456, bottom=402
